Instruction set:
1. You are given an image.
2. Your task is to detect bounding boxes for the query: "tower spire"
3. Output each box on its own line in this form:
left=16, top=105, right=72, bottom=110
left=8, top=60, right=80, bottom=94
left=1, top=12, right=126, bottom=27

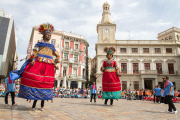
left=101, top=1, right=113, bottom=24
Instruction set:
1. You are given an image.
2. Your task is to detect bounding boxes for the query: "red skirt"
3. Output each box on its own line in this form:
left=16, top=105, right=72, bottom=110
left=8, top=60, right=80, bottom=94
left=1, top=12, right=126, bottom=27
left=20, top=61, right=55, bottom=89
left=102, top=72, right=121, bottom=92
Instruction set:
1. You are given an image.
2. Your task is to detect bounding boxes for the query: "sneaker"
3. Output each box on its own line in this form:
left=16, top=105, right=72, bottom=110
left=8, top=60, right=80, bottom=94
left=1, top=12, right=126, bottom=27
left=94, top=102, right=96, bottom=103
left=89, top=102, right=91, bottom=104
left=41, top=108, right=44, bottom=111
left=5, top=104, right=9, bottom=105
left=104, top=104, right=107, bottom=106
left=165, top=111, right=171, bottom=113
left=12, top=103, right=17, bottom=106
left=32, top=108, right=36, bottom=111
left=172, top=110, right=177, bottom=114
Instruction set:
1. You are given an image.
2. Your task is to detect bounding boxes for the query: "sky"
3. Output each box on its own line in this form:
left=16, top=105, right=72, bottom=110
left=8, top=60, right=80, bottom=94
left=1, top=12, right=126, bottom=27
left=0, top=0, right=180, bottom=69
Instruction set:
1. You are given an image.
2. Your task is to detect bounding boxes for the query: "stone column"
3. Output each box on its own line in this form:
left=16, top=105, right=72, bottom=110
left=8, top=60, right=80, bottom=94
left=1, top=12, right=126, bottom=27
left=68, top=81, right=71, bottom=89
left=57, top=80, right=60, bottom=88
left=155, top=78, right=158, bottom=86
left=62, top=76, right=66, bottom=89
left=141, top=78, right=144, bottom=89
left=78, top=81, right=82, bottom=89
left=83, top=82, right=85, bottom=88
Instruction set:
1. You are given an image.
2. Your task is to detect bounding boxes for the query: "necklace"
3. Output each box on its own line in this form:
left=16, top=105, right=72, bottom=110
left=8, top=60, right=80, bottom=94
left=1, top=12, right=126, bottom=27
left=44, top=47, right=50, bottom=55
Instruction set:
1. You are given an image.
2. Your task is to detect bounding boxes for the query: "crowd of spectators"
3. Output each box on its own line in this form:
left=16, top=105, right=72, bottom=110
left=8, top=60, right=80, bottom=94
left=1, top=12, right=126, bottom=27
left=121, top=89, right=180, bottom=103
left=1, top=82, right=180, bottom=103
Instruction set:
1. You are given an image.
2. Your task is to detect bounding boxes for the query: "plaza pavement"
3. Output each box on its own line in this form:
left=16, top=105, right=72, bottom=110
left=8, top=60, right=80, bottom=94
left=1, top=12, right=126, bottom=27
left=0, top=97, right=179, bottom=120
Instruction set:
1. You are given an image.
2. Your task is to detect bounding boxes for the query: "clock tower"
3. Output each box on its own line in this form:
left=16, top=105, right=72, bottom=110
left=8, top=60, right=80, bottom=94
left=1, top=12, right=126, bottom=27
left=97, top=1, right=116, bottom=43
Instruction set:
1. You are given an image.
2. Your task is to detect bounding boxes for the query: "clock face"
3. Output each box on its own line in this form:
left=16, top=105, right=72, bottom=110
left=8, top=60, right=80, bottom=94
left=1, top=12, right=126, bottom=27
left=105, top=29, right=109, bottom=33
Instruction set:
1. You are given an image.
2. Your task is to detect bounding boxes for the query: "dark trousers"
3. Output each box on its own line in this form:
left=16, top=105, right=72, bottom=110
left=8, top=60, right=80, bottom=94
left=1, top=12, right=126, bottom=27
left=104, top=99, right=113, bottom=105
left=154, top=95, right=156, bottom=103
left=5, top=92, right=15, bottom=105
left=160, top=97, right=165, bottom=103
left=90, top=94, right=96, bottom=102
left=167, top=95, right=176, bottom=112
left=156, top=96, right=160, bottom=103
left=32, top=100, right=44, bottom=108
left=139, top=95, right=142, bottom=100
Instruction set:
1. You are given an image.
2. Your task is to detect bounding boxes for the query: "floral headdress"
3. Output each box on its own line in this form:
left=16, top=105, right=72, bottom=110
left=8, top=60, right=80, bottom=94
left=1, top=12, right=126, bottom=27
left=104, top=46, right=116, bottom=54
left=38, top=23, right=54, bottom=35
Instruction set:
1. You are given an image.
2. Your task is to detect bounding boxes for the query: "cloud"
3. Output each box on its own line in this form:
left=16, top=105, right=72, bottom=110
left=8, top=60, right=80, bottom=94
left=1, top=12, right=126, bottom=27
left=147, top=20, right=172, bottom=27
left=0, top=0, right=179, bottom=69
left=128, top=2, right=139, bottom=7
left=116, top=31, right=157, bottom=40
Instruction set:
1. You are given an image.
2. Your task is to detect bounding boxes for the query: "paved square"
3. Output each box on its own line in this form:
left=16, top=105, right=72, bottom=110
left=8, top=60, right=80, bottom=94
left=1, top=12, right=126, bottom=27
left=0, top=97, right=179, bottom=120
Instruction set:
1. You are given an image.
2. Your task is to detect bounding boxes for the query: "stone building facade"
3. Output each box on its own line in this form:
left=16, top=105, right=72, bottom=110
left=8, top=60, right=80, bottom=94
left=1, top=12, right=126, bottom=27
left=93, top=2, right=180, bottom=91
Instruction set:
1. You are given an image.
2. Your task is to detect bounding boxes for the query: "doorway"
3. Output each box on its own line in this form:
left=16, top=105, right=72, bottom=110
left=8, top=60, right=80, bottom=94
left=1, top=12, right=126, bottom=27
left=144, top=80, right=152, bottom=90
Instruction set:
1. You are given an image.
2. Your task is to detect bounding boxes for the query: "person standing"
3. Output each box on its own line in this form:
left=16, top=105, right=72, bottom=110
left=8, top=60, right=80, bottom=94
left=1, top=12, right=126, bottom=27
left=153, top=86, right=157, bottom=103
left=4, top=76, right=17, bottom=105
left=163, top=76, right=177, bottom=114
left=160, top=89, right=165, bottom=104
left=154, top=85, right=162, bottom=104
left=100, top=47, right=121, bottom=106
left=90, top=82, right=97, bottom=103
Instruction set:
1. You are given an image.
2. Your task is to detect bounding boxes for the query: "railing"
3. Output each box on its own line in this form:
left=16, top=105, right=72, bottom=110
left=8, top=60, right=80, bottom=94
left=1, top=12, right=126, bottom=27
left=62, top=58, right=68, bottom=62
left=66, top=74, right=86, bottom=80
left=140, top=70, right=158, bottom=74
left=116, top=40, right=176, bottom=44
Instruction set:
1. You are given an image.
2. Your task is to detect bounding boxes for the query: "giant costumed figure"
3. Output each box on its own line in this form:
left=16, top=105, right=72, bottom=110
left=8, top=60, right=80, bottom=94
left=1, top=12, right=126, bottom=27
left=9, top=23, right=60, bottom=110
left=100, top=47, right=121, bottom=106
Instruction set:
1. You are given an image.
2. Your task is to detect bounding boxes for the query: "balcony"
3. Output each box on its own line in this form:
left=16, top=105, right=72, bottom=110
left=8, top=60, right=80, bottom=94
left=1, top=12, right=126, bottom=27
left=140, top=70, right=158, bottom=75
left=62, top=47, right=71, bottom=53
left=116, top=40, right=177, bottom=44
left=62, top=58, right=68, bottom=63
left=73, top=49, right=82, bottom=55
left=66, top=74, right=86, bottom=81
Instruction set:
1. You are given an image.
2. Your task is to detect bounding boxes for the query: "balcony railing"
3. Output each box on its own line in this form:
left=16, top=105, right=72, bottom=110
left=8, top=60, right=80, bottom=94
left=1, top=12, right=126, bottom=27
left=116, top=40, right=177, bottom=44
left=65, top=74, right=86, bottom=80
left=62, top=58, right=68, bottom=62
left=140, top=70, right=158, bottom=74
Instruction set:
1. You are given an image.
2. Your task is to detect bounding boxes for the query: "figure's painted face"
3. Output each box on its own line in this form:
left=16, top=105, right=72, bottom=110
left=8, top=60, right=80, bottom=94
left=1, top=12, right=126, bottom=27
left=44, top=33, right=51, bottom=41
left=107, top=53, right=113, bottom=59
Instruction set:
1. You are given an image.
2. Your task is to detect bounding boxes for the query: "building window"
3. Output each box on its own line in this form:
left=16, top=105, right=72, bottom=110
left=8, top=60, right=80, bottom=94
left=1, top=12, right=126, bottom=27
left=144, top=63, right=150, bottom=70
left=64, top=53, right=68, bottom=61
left=132, top=48, right=138, bottom=53
left=122, top=81, right=127, bottom=91
left=134, top=81, right=139, bottom=90
left=168, top=63, right=174, bottom=74
left=65, top=42, right=69, bottom=49
left=166, top=48, right=172, bottom=53
left=120, top=48, right=126, bottom=53
left=74, top=55, right=78, bottom=63
left=75, top=44, right=78, bottom=50
left=156, top=63, right=162, bottom=74
left=121, top=63, right=127, bottom=74
left=51, top=39, right=56, bottom=46
left=143, top=48, right=149, bottom=53
left=155, top=48, right=161, bottom=53
left=133, top=63, right=138, bottom=74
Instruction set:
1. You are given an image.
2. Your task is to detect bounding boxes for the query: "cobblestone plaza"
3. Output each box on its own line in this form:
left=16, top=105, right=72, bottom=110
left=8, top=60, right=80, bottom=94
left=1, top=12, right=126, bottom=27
left=0, top=98, right=179, bottom=120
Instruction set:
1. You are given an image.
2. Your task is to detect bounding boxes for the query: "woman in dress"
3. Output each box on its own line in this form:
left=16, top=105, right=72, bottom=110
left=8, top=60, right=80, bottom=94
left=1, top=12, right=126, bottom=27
left=17, top=23, right=60, bottom=110
left=100, top=47, right=121, bottom=106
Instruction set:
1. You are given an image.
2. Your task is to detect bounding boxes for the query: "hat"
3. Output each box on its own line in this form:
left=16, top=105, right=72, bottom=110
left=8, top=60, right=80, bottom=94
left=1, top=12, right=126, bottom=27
left=38, top=23, right=54, bottom=35
left=104, top=46, right=116, bottom=54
